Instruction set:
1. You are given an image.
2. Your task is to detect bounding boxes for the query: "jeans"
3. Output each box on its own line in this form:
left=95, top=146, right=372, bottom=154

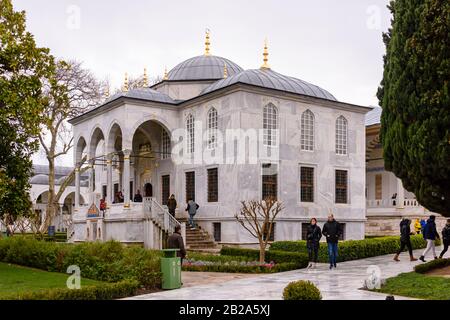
left=188, top=214, right=195, bottom=227
left=440, top=241, right=449, bottom=258
left=397, top=239, right=413, bottom=256
left=422, top=239, right=436, bottom=258
left=307, top=241, right=319, bottom=263
left=327, top=242, right=338, bottom=266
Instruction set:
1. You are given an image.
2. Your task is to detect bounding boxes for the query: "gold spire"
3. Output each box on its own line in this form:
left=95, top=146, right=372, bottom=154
left=204, top=29, right=211, bottom=56
left=105, top=85, right=110, bottom=99
left=163, top=66, right=168, bottom=80
left=223, top=62, right=228, bottom=78
left=143, top=68, right=148, bottom=87
left=123, top=72, right=129, bottom=92
left=261, top=38, right=270, bottom=69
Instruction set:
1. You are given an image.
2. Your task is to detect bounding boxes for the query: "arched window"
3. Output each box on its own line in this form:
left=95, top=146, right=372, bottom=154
left=186, top=114, right=195, bottom=154
left=263, top=103, right=278, bottom=146
left=300, top=110, right=314, bottom=151
left=161, top=129, right=171, bottom=159
left=336, top=116, right=348, bottom=155
left=207, top=107, right=218, bottom=149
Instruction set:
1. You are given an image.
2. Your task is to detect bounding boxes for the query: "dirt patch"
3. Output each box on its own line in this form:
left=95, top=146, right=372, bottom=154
left=181, top=271, right=263, bottom=288
left=426, top=265, right=450, bottom=278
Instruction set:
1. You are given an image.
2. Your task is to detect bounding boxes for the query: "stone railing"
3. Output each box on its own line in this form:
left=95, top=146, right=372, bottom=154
left=367, top=198, right=421, bottom=208
left=143, top=197, right=180, bottom=234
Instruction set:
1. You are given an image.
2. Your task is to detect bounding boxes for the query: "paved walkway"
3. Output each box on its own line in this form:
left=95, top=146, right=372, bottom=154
left=128, top=250, right=427, bottom=300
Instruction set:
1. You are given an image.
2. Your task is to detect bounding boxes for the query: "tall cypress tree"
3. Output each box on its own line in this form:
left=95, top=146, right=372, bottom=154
left=378, top=0, right=450, bottom=215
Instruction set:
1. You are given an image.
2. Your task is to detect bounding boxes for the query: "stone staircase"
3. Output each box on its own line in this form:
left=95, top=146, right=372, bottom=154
left=183, top=223, right=217, bottom=249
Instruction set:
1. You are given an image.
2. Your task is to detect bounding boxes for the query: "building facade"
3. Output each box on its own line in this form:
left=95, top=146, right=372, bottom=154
left=68, top=36, right=371, bottom=247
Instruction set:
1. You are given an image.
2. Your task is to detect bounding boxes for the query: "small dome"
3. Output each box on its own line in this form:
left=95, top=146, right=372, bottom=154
left=167, top=55, right=243, bottom=81
left=201, top=68, right=337, bottom=101
left=107, top=87, right=176, bottom=104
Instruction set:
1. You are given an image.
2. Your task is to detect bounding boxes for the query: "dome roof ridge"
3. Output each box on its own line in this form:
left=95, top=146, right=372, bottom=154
left=200, top=68, right=337, bottom=101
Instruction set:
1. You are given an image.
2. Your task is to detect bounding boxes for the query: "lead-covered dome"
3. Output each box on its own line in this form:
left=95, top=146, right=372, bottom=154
left=167, top=55, right=243, bottom=81
left=201, top=68, right=337, bottom=101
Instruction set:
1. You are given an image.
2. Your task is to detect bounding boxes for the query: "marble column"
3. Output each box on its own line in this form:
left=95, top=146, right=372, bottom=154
left=106, top=155, right=113, bottom=207
left=74, top=166, right=80, bottom=212
left=88, top=159, right=95, bottom=204
left=123, top=150, right=131, bottom=208
left=396, top=178, right=405, bottom=209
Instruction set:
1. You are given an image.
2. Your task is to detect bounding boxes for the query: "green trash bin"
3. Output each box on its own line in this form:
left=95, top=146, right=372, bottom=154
left=161, top=249, right=182, bottom=290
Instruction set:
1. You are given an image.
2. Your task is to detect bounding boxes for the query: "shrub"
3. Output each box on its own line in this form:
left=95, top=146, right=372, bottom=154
left=414, top=258, right=450, bottom=274
left=0, top=279, right=140, bottom=300
left=182, top=262, right=299, bottom=273
left=269, top=235, right=431, bottom=263
left=0, top=237, right=161, bottom=289
left=220, top=247, right=308, bottom=268
left=283, top=280, right=322, bottom=300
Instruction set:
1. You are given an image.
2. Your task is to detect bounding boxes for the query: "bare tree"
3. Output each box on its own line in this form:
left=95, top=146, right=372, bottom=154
left=38, top=60, right=104, bottom=233
left=234, top=197, right=284, bottom=263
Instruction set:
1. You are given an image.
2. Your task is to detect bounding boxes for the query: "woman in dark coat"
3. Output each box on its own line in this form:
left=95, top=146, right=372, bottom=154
left=393, top=218, right=418, bottom=262
left=306, top=218, right=322, bottom=268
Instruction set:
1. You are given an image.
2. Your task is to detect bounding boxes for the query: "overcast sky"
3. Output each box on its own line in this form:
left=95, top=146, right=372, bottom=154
left=13, top=0, right=391, bottom=166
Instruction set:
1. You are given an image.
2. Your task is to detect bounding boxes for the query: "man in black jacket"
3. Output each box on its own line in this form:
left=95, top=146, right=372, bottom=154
left=419, top=215, right=440, bottom=262
left=322, top=214, right=342, bottom=269
left=168, top=225, right=187, bottom=262
left=393, top=218, right=418, bottom=261
left=439, top=219, right=450, bottom=259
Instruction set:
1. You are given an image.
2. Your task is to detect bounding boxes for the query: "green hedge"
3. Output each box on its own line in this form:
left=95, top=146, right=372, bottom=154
left=0, top=237, right=161, bottom=288
left=269, top=235, right=432, bottom=263
left=0, top=279, right=139, bottom=300
left=414, top=258, right=450, bottom=274
left=182, top=262, right=299, bottom=273
left=220, top=247, right=309, bottom=268
left=283, top=280, right=322, bottom=300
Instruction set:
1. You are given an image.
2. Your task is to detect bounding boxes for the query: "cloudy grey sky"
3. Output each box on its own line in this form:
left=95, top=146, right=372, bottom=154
left=14, top=0, right=391, bottom=166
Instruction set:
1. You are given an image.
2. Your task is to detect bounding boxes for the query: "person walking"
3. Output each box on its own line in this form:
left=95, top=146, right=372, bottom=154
left=419, top=215, right=440, bottom=262
left=414, top=219, right=422, bottom=234
left=420, top=219, right=426, bottom=233
left=306, top=218, right=322, bottom=269
left=393, top=218, right=418, bottom=262
left=322, top=214, right=342, bottom=270
left=185, top=198, right=199, bottom=229
left=439, top=219, right=450, bottom=259
left=167, top=194, right=177, bottom=217
left=167, top=225, right=187, bottom=264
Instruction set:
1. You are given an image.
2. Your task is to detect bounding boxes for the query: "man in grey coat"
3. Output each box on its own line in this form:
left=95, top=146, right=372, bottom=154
left=185, top=198, right=199, bottom=229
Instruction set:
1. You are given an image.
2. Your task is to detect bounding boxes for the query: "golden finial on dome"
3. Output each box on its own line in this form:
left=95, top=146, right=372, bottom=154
left=261, top=38, right=270, bottom=69
left=204, top=28, right=211, bottom=56
left=223, top=62, right=228, bottom=78
left=163, top=66, right=168, bottom=80
left=105, top=85, right=110, bottom=99
left=123, top=72, right=129, bottom=92
left=143, top=68, right=148, bottom=87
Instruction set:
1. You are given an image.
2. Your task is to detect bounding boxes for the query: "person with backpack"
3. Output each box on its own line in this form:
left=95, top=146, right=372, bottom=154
left=306, top=218, right=322, bottom=269
left=419, top=215, right=440, bottom=262
left=439, top=219, right=450, bottom=259
left=393, top=218, right=418, bottom=262
left=322, top=214, right=342, bottom=269
left=185, top=198, right=199, bottom=229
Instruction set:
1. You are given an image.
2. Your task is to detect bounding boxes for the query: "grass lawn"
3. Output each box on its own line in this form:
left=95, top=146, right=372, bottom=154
left=0, top=262, right=105, bottom=298
left=374, top=272, right=450, bottom=300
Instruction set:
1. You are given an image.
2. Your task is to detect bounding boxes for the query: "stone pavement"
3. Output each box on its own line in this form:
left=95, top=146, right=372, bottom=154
left=127, top=249, right=430, bottom=300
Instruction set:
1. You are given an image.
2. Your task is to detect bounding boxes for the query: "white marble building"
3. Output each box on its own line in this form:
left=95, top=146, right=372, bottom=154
left=29, top=165, right=89, bottom=232
left=68, top=35, right=371, bottom=247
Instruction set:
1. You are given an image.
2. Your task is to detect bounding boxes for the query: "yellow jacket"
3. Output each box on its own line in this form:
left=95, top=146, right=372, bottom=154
left=414, top=220, right=421, bottom=233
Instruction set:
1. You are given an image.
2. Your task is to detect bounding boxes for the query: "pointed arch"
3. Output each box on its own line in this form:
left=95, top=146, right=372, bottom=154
left=301, top=109, right=314, bottom=151
left=336, top=115, right=348, bottom=155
